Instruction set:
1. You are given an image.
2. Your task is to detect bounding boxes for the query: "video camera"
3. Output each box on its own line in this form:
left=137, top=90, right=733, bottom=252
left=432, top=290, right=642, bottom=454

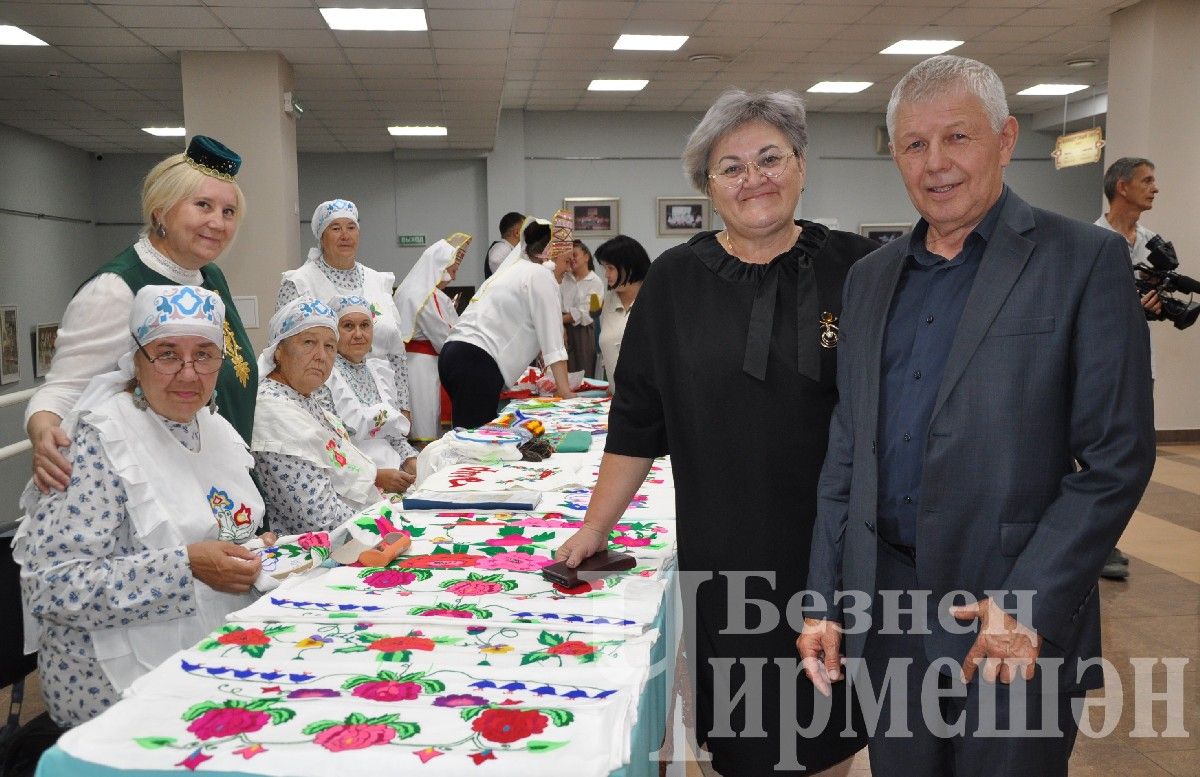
left=1134, top=235, right=1200, bottom=330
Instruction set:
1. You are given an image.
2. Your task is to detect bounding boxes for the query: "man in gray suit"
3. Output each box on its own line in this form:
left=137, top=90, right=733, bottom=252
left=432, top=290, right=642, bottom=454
left=797, top=55, right=1155, bottom=775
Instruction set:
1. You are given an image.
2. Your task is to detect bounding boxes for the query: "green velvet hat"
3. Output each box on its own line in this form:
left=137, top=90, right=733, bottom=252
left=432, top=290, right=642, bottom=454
left=184, top=135, right=241, bottom=181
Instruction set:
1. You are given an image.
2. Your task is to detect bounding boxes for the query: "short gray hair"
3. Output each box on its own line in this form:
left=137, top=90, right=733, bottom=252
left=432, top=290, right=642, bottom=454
left=682, top=89, right=808, bottom=193
left=1103, top=157, right=1154, bottom=201
left=886, top=55, right=1009, bottom=142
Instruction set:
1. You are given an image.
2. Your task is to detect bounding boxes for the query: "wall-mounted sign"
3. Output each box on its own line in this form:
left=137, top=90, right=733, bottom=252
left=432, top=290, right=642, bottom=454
left=1052, top=127, right=1104, bottom=170
left=398, top=234, right=426, bottom=247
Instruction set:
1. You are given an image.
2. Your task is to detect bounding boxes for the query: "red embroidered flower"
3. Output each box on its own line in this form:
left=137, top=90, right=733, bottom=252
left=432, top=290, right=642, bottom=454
left=187, top=707, right=270, bottom=740
left=362, top=570, right=417, bottom=589
left=367, top=636, right=435, bottom=653
left=552, top=579, right=603, bottom=596
left=313, top=724, right=397, bottom=752
left=216, top=628, right=270, bottom=646
left=612, top=536, right=651, bottom=547
left=445, top=580, right=503, bottom=597
left=484, top=536, right=529, bottom=546
left=351, top=681, right=422, bottom=702
left=400, top=553, right=482, bottom=569
left=547, top=640, right=596, bottom=657
left=471, top=708, right=549, bottom=744
left=297, top=532, right=330, bottom=550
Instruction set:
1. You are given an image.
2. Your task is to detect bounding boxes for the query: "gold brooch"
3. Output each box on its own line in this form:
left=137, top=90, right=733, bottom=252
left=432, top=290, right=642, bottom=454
left=819, top=312, right=839, bottom=348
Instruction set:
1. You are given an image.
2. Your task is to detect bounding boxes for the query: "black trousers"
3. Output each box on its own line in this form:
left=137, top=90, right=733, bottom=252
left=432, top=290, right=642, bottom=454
left=438, top=340, right=506, bottom=429
left=857, top=539, right=1083, bottom=777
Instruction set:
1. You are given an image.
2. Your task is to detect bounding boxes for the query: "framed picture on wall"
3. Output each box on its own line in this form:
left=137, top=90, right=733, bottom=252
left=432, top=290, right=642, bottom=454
left=657, top=196, right=711, bottom=237
left=0, top=306, right=19, bottom=385
left=31, top=322, right=59, bottom=379
left=563, top=197, right=619, bottom=238
left=859, top=223, right=911, bottom=245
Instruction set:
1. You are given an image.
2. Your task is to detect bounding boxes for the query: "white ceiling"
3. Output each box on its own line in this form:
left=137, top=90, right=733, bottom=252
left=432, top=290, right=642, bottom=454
left=0, top=0, right=1131, bottom=154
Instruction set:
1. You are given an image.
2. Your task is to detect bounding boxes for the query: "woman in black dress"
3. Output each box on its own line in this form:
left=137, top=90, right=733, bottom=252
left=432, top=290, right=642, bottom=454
left=556, top=89, right=878, bottom=775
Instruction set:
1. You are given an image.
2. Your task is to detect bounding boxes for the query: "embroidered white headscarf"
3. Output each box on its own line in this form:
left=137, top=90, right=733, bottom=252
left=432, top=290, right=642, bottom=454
left=308, top=198, right=359, bottom=262
left=257, top=296, right=338, bottom=375
left=394, top=233, right=471, bottom=342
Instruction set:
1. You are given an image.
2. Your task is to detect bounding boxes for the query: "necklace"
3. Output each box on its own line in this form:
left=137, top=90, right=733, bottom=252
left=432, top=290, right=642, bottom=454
left=720, top=224, right=802, bottom=263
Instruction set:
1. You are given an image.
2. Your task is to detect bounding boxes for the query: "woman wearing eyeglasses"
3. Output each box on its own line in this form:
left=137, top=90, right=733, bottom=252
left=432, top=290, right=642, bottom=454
left=14, top=286, right=268, bottom=729
left=555, top=90, right=878, bottom=776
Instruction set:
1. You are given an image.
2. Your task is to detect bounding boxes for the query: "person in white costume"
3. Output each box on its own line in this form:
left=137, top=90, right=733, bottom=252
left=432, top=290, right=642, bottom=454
left=560, top=239, right=606, bottom=376
left=326, top=295, right=418, bottom=487
left=14, top=285, right=268, bottom=728
left=394, top=233, right=470, bottom=443
left=252, top=297, right=385, bottom=536
left=276, top=198, right=413, bottom=417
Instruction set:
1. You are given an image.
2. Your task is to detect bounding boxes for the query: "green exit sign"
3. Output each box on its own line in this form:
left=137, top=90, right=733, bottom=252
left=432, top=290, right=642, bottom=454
left=397, top=234, right=426, bottom=247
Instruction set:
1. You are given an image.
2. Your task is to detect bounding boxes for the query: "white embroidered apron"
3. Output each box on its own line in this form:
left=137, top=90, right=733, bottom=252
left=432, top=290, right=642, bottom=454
left=284, top=260, right=402, bottom=358
left=87, top=392, right=264, bottom=691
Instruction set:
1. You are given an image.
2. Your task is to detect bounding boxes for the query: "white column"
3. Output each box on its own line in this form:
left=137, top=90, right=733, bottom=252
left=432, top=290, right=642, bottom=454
left=1106, top=0, right=1200, bottom=432
left=181, top=51, right=300, bottom=352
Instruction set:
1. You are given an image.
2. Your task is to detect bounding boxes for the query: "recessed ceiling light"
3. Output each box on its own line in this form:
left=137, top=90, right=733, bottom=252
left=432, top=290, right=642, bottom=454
left=880, top=40, right=964, bottom=55
left=808, top=81, right=873, bottom=94
left=320, top=8, right=427, bottom=32
left=614, top=34, right=688, bottom=51
left=388, top=125, right=447, bottom=136
left=687, top=53, right=726, bottom=63
left=1017, top=84, right=1088, bottom=96
left=1065, top=57, right=1098, bottom=68
left=142, top=127, right=186, bottom=137
left=588, top=79, right=649, bottom=91
left=0, top=25, right=48, bottom=46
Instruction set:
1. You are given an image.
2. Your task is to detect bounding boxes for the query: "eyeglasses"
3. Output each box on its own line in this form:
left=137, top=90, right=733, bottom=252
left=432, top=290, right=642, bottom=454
left=707, top=151, right=796, bottom=189
left=135, top=336, right=223, bottom=375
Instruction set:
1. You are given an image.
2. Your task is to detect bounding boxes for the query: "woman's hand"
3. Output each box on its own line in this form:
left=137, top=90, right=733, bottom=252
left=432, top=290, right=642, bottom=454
left=186, top=540, right=262, bottom=593
left=28, top=411, right=72, bottom=493
left=376, top=467, right=416, bottom=494
left=554, top=524, right=610, bottom=568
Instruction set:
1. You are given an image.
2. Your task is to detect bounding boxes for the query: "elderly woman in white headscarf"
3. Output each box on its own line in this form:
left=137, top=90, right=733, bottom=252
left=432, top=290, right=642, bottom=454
left=393, top=232, right=471, bottom=443
left=251, top=297, right=385, bottom=535
left=326, top=295, right=418, bottom=491
left=276, top=199, right=414, bottom=425
left=14, top=285, right=267, bottom=729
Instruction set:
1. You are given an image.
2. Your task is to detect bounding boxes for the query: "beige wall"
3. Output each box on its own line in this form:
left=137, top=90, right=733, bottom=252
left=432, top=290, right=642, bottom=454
left=1107, top=0, right=1200, bottom=431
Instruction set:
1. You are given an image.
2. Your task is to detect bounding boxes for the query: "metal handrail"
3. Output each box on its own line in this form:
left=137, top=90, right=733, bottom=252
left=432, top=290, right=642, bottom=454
left=0, top=388, right=35, bottom=409
left=0, top=388, right=34, bottom=463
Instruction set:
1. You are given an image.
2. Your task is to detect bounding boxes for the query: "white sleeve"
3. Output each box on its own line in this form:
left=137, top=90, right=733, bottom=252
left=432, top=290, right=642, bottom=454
left=24, top=274, right=135, bottom=425
left=415, top=293, right=455, bottom=351
left=326, top=370, right=411, bottom=442
left=487, top=242, right=508, bottom=274
left=527, top=269, right=568, bottom=367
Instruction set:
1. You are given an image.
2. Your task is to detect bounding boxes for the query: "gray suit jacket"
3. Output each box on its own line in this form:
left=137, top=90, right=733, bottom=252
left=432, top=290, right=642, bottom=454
left=806, top=189, right=1156, bottom=690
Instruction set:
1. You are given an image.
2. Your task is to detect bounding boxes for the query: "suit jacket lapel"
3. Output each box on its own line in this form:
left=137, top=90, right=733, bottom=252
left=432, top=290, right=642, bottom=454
left=931, top=192, right=1036, bottom=421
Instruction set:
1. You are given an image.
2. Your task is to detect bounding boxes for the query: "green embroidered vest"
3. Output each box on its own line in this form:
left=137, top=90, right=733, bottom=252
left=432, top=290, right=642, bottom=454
left=86, top=245, right=258, bottom=444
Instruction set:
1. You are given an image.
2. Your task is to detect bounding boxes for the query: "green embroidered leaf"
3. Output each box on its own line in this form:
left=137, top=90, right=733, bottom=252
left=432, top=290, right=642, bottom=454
left=432, top=636, right=462, bottom=645
left=332, top=645, right=369, bottom=655
left=410, top=568, right=433, bottom=581
left=181, top=702, right=220, bottom=721
left=459, top=706, right=486, bottom=722
left=528, top=532, right=557, bottom=543
left=526, top=740, right=569, bottom=753
left=264, top=625, right=295, bottom=636
left=416, top=679, right=446, bottom=693
left=407, top=527, right=426, bottom=538
left=301, top=720, right=339, bottom=736
left=536, top=631, right=564, bottom=647
left=479, top=546, right=507, bottom=556
left=391, top=721, right=421, bottom=740
left=377, top=670, right=401, bottom=682
left=520, top=651, right=552, bottom=666
left=195, top=639, right=221, bottom=652
left=579, top=652, right=597, bottom=664
left=345, top=712, right=369, bottom=725
left=328, top=612, right=357, bottom=619
left=452, top=543, right=471, bottom=554
left=431, top=546, right=451, bottom=555
left=543, top=709, right=575, bottom=727
left=364, top=714, right=400, bottom=726
left=498, top=580, right=519, bottom=592
left=516, top=545, right=537, bottom=554
left=266, top=708, right=296, bottom=726
left=222, top=700, right=249, bottom=709
left=498, top=526, right=524, bottom=537
left=342, top=676, right=373, bottom=690
left=133, top=737, right=176, bottom=750
left=245, top=699, right=282, bottom=711
left=241, top=644, right=268, bottom=659
left=380, top=650, right=412, bottom=663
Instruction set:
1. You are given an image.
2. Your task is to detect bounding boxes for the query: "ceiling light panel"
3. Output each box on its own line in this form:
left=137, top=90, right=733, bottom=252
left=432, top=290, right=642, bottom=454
left=614, top=34, right=688, bottom=51
left=142, top=127, right=186, bottom=136
left=320, top=8, right=427, bottom=32
left=388, top=126, right=447, bottom=136
left=588, top=79, right=649, bottom=91
left=1017, top=84, right=1088, bottom=96
left=0, top=25, right=48, bottom=46
left=808, top=81, right=873, bottom=93
left=880, top=40, right=964, bottom=55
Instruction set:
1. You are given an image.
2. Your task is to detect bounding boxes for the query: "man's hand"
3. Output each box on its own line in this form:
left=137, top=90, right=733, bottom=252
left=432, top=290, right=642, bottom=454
left=950, top=597, right=1043, bottom=684
left=553, top=524, right=609, bottom=568
left=376, top=468, right=417, bottom=494
left=1141, top=289, right=1163, bottom=316
left=796, top=617, right=843, bottom=696
left=187, top=540, right=262, bottom=593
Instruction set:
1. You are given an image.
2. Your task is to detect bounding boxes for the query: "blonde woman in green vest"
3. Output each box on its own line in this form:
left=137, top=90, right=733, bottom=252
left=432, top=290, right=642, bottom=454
left=24, top=136, right=257, bottom=493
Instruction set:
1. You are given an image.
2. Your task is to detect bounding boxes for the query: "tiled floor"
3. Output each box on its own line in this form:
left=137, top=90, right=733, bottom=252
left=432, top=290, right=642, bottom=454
left=4, top=447, right=1198, bottom=775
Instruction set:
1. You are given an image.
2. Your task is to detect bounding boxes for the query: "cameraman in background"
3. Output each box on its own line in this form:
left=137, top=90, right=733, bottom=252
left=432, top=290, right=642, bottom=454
left=1096, top=157, right=1159, bottom=581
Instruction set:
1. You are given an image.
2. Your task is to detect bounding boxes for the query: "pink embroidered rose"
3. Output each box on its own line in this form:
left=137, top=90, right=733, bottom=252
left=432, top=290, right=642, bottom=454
left=547, top=640, right=596, bottom=657
left=512, top=517, right=575, bottom=528
left=445, top=580, right=504, bottom=597
left=613, top=536, right=652, bottom=547
left=187, top=707, right=270, bottom=740
left=474, top=552, right=554, bottom=572
left=297, top=532, right=330, bottom=550
left=400, top=553, right=482, bottom=569
left=420, top=608, right=475, bottom=619
left=362, top=569, right=417, bottom=589
left=351, top=681, right=422, bottom=702
left=485, top=536, right=530, bottom=547
left=314, top=723, right=397, bottom=752
left=613, top=524, right=633, bottom=531
left=216, top=628, right=270, bottom=647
